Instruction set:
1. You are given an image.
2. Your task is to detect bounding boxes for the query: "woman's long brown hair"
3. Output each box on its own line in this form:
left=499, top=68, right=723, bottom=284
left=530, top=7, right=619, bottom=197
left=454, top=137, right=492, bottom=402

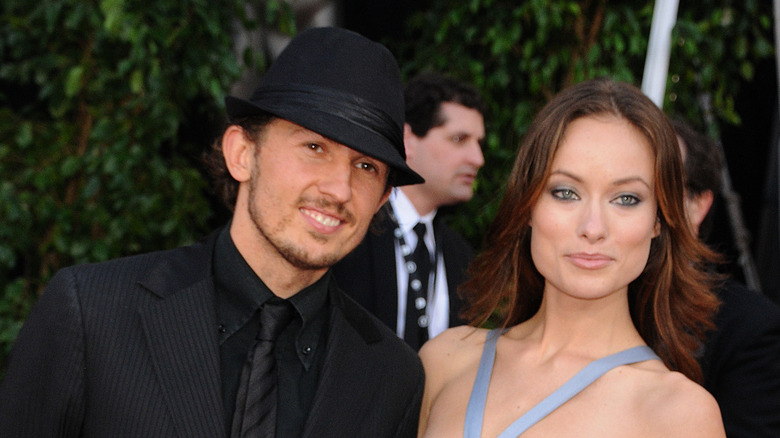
left=460, top=78, right=721, bottom=382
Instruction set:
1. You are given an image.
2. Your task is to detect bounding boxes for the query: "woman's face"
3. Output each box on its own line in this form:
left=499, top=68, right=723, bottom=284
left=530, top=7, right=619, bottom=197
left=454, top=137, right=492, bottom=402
left=529, top=115, right=660, bottom=301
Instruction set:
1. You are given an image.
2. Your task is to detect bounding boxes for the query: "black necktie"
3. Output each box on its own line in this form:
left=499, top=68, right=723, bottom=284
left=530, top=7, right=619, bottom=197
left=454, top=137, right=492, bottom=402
left=404, top=222, right=431, bottom=350
left=231, top=298, right=294, bottom=438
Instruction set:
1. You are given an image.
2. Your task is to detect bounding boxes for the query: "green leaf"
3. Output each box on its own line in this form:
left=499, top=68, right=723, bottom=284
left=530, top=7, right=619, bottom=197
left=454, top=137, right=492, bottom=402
left=61, top=156, right=81, bottom=177
left=739, top=61, right=754, bottom=80
left=101, top=0, right=125, bottom=32
left=15, top=122, right=34, bottom=148
left=130, top=69, right=144, bottom=93
left=64, top=66, right=84, bottom=97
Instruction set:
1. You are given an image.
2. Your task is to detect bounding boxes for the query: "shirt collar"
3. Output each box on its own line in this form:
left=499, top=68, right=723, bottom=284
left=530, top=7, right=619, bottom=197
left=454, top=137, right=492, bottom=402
left=390, top=188, right=437, bottom=233
left=213, top=225, right=328, bottom=367
left=214, top=225, right=272, bottom=339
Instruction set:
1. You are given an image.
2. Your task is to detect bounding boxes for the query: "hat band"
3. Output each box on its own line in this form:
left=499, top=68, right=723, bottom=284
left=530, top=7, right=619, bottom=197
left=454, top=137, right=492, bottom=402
left=251, top=84, right=404, bottom=159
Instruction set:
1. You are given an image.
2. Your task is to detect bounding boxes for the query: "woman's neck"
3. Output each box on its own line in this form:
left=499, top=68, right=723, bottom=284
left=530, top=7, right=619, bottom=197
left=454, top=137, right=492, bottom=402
left=511, top=289, right=645, bottom=359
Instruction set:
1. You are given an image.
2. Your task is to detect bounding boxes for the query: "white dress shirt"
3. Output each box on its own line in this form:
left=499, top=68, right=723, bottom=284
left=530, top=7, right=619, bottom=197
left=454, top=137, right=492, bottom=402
left=390, top=189, right=450, bottom=340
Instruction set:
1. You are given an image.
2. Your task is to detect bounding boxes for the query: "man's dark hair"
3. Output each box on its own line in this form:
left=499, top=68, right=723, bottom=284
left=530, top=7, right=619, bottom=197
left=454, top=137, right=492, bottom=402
left=672, top=118, right=725, bottom=239
left=404, top=72, right=486, bottom=137
left=202, top=112, right=276, bottom=211
left=672, top=118, right=724, bottom=197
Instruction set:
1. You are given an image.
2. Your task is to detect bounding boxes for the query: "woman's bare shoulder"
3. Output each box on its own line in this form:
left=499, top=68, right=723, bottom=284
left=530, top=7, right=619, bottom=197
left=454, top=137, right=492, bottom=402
left=418, top=325, right=492, bottom=435
left=425, top=325, right=488, bottom=347
left=639, top=370, right=725, bottom=437
left=419, top=326, right=491, bottom=382
left=420, top=326, right=488, bottom=363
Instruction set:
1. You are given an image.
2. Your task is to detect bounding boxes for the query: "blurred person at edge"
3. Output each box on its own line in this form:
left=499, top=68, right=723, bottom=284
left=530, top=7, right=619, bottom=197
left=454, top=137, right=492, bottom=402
left=674, top=118, right=780, bottom=438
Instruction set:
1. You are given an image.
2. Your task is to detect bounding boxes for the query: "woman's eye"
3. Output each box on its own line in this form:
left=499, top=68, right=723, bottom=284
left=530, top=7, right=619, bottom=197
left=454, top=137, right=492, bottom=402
left=614, top=194, right=640, bottom=206
left=552, top=188, right=578, bottom=200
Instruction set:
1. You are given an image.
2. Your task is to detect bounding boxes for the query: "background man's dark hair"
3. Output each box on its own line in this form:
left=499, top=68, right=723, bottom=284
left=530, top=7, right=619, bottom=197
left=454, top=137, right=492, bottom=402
left=673, top=118, right=724, bottom=238
left=404, top=72, right=486, bottom=137
left=673, top=118, right=724, bottom=197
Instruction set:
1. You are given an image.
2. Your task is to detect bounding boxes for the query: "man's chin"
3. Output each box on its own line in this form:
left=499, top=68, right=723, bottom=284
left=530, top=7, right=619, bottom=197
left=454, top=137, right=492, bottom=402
left=278, top=243, right=346, bottom=271
left=450, top=191, right=475, bottom=204
left=284, top=253, right=339, bottom=271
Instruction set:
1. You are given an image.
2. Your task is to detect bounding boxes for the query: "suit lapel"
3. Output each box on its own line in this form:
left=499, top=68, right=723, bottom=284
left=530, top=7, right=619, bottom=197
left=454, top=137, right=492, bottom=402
left=371, top=213, right=399, bottom=330
left=302, top=291, right=381, bottom=437
left=138, top=236, right=225, bottom=438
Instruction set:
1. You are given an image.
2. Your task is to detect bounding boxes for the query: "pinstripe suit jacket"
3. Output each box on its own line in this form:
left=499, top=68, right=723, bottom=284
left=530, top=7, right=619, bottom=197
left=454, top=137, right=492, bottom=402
left=0, top=231, right=424, bottom=437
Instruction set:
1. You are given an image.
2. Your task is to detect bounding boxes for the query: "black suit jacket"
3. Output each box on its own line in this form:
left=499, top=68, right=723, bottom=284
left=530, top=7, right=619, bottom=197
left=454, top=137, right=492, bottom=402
left=700, top=280, right=780, bottom=437
left=333, top=212, right=473, bottom=334
left=0, top=231, right=424, bottom=437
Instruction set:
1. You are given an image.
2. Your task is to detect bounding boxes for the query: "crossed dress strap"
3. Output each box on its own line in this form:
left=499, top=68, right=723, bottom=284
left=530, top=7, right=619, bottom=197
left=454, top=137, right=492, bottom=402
left=464, top=328, right=660, bottom=438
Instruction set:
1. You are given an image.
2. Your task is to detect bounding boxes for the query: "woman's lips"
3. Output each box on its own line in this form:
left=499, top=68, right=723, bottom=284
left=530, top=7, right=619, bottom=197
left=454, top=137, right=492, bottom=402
left=566, top=252, right=614, bottom=269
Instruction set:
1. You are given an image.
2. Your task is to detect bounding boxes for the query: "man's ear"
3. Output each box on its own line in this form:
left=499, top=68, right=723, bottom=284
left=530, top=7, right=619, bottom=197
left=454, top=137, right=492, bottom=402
left=685, top=190, right=715, bottom=235
left=375, top=186, right=392, bottom=214
left=222, top=126, right=254, bottom=183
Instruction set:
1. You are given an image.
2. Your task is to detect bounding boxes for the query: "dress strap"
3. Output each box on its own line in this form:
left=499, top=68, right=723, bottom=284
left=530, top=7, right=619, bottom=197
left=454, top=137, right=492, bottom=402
left=464, top=328, right=502, bottom=438
left=463, top=328, right=660, bottom=438
left=497, top=345, right=659, bottom=437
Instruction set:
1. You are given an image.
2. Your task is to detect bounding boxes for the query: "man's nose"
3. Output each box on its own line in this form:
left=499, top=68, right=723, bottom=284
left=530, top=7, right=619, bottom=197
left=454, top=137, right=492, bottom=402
left=318, top=160, right=353, bottom=204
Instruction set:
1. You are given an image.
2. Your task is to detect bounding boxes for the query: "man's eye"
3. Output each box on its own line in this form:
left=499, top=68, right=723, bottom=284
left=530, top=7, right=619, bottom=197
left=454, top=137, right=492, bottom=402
left=357, top=162, right=377, bottom=172
left=307, top=143, right=323, bottom=152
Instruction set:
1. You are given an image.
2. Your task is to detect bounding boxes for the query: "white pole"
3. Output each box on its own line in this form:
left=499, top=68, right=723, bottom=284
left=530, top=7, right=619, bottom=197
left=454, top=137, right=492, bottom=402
left=641, top=0, right=680, bottom=107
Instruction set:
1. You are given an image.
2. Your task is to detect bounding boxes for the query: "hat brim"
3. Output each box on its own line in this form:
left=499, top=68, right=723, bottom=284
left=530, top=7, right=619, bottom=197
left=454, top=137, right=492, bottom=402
left=225, top=96, right=424, bottom=186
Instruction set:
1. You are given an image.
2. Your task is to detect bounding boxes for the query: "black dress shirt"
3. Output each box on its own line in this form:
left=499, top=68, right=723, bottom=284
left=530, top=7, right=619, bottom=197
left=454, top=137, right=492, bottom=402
left=213, top=226, right=329, bottom=437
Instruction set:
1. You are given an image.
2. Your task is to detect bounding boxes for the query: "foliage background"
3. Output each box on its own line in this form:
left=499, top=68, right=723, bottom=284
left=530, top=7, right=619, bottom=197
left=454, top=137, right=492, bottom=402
left=0, top=0, right=775, bottom=374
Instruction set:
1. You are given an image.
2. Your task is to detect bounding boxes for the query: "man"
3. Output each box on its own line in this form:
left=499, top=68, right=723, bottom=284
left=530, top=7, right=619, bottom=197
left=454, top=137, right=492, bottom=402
left=334, top=72, right=485, bottom=350
left=675, top=119, right=780, bottom=437
left=0, top=27, right=425, bottom=437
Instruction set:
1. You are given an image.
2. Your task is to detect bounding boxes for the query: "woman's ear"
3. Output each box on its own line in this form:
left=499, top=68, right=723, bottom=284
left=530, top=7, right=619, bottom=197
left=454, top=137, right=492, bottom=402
left=222, top=125, right=254, bottom=183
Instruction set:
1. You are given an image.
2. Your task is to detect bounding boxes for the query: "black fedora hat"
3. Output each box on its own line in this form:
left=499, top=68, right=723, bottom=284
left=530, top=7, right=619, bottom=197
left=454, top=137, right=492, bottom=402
left=225, top=27, right=424, bottom=186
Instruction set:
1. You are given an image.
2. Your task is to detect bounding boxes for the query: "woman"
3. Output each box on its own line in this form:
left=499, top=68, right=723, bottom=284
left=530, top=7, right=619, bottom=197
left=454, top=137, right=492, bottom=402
left=418, top=78, right=725, bottom=437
